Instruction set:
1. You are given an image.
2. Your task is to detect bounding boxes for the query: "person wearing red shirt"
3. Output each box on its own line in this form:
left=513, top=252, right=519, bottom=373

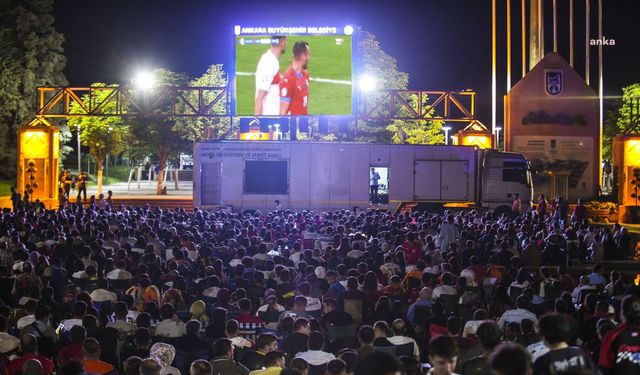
left=6, top=334, right=55, bottom=375
left=58, top=325, right=86, bottom=367
left=279, top=41, right=310, bottom=115
left=402, top=233, right=423, bottom=266
left=235, top=298, right=263, bottom=342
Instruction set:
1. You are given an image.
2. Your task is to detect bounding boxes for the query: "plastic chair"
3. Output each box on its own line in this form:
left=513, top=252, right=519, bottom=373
left=395, top=342, right=415, bottom=358
left=327, top=322, right=357, bottom=347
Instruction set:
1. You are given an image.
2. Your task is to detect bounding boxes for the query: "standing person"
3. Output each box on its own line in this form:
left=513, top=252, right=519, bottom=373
left=58, top=187, right=68, bottom=210
left=279, top=41, right=310, bottom=116
left=537, top=194, right=547, bottom=218
left=10, top=186, right=21, bottom=212
left=571, top=198, right=588, bottom=224
left=370, top=168, right=380, bottom=204
left=511, top=193, right=522, bottom=216
left=76, top=172, right=88, bottom=202
left=254, top=36, right=287, bottom=116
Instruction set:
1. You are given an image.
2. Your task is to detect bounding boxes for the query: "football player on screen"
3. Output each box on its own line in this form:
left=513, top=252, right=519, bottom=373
left=279, top=41, right=310, bottom=116
left=254, top=35, right=287, bottom=115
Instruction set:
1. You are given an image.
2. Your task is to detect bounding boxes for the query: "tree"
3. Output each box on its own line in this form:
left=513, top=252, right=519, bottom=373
left=128, top=69, right=193, bottom=194
left=175, top=64, right=233, bottom=141
left=0, top=0, right=67, bottom=179
left=68, top=84, right=127, bottom=195
left=353, top=30, right=443, bottom=144
left=602, top=83, right=640, bottom=161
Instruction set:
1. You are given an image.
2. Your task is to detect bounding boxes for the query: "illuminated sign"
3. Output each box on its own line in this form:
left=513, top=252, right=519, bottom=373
left=235, top=25, right=352, bottom=36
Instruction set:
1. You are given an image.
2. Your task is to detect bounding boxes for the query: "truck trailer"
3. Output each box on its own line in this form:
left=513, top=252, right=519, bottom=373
left=193, top=141, right=533, bottom=212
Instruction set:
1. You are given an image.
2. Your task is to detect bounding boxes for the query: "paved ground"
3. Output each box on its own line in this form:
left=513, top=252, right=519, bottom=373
left=85, top=180, right=193, bottom=198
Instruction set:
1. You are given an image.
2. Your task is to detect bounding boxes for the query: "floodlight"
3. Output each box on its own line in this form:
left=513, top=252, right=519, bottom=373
left=359, top=74, right=377, bottom=93
left=442, top=126, right=452, bottom=145
left=343, top=25, right=354, bottom=36
left=133, top=71, right=156, bottom=91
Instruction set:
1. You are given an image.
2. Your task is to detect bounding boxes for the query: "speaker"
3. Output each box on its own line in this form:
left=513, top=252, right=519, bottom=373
left=318, top=117, right=329, bottom=134
left=298, top=117, right=309, bottom=133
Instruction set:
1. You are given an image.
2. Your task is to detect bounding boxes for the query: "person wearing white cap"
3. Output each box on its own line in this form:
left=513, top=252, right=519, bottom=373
left=256, top=289, right=285, bottom=330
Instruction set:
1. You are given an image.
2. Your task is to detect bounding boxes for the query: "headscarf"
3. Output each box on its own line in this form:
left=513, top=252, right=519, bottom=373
left=150, top=342, right=176, bottom=368
left=190, top=300, right=209, bottom=322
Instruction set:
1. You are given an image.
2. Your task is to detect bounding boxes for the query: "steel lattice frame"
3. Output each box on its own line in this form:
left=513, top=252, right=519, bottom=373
left=34, top=86, right=487, bottom=130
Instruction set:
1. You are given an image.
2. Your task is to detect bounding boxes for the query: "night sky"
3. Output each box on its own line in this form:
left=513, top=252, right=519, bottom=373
left=53, top=0, right=639, bottom=125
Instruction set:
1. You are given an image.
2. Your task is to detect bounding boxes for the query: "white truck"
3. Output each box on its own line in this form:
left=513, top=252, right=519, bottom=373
left=192, top=141, right=533, bottom=213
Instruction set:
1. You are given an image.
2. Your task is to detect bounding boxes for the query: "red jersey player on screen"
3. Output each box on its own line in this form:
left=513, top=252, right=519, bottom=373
left=280, top=41, right=311, bottom=115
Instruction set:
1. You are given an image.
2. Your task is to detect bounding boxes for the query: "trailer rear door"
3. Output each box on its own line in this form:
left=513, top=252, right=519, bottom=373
left=441, top=160, right=470, bottom=201
left=414, top=160, right=441, bottom=200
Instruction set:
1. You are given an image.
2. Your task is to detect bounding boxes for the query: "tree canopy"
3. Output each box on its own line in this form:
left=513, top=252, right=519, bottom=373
left=0, top=0, right=67, bottom=178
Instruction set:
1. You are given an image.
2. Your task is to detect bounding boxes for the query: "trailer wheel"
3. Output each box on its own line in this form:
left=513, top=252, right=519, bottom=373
left=493, top=205, right=512, bottom=219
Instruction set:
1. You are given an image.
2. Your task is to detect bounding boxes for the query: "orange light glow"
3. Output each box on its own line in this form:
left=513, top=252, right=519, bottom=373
left=635, top=273, right=640, bottom=287
left=625, top=140, right=640, bottom=165
left=461, top=135, right=493, bottom=149
left=239, top=131, right=271, bottom=141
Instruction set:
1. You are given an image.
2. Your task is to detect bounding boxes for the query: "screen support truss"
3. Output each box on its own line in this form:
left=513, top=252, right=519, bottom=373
left=34, top=86, right=487, bottom=130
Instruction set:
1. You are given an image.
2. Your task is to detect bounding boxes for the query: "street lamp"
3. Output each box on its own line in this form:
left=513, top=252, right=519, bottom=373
left=133, top=71, right=156, bottom=91
left=358, top=74, right=377, bottom=93
left=442, top=126, right=452, bottom=145
left=494, top=126, right=502, bottom=151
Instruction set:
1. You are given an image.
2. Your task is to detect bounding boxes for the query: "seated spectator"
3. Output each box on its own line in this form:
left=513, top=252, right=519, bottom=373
left=107, top=301, right=137, bottom=336
left=599, top=295, right=640, bottom=373
left=283, top=318, right=311, bottom=359
left=90, top=279, right=118, bottom=305
left=226, top=319, right=254, bottom=349
left=432, top=272, right=457, bottom=300
left=462, top=309, right=488, bottom=338
left=337, top=277, right=369, bottom=324
left=446, top=317, right=480, bottom=361
left=16, top=300, right=37, bottom=329
left=458, top=321, right=501, bottom=375
left=241, top=333, right=279, bottom=371
left=171, top=320, right=209, bottom=353
left=256, top=289, right=286, bottom=330
left=517, top=319, right=540, bottom=348
left=290, top=357, right=309, bottom=375
left=6, top=334, right=55, bottom=375
left=533, top=313, right=595, bottom=374
left=320, top=298, right=354, bottom=330
left=571, top=276, right=596, bottom=303
left=488, top=343, right=532, bottom=375
left=280, top=296, right=314, bottom=324
left=372, top=321, right=393, bottom=349
left=249, top=350, right=285, bottom=375
left=140, top=357, right=163, bottom=375
left=82, top=337, right=116, bottom=375
left=210, top=338, right=250, bottom=375
left=427, top=335, right=459, bottom=375
left=325, top=358, right=348, bottom=375
left=236, top=298, right=263, bottom=341
left=155, top=304, right=186, bottom=338
left=295, top=331, right=335, bottom=366
left=587, top=264, right=607, bottom=287
left=121, top=328, right=152, bottom=361
left=188, top=359, right=210, bottom=375
left=407, top=287, right=432, bottom=327
left=150, top=342, right=181, bottom=375
left=124, top=356, right=143, bottom=375
left=58, top=325, right=86, bottom=367
left=387, top=319, right=419, bottom=362
left=0, top=314, right=19, bottom=355
left=107, top=260, right=133, bottom=280
left=497, top=295, right=538, bottom=330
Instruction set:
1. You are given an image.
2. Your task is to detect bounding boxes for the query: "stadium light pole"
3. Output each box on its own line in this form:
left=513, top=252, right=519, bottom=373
left=442, top=126, right=452, bottom=145
left=495, top=126, right=502, bottom=151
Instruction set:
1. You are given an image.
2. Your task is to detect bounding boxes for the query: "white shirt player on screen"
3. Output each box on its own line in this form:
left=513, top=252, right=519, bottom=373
left=255, top=36, right=287, bottom=115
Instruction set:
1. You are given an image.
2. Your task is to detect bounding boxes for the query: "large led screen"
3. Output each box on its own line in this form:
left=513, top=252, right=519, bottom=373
left=235, top=29, right=352, bottom=116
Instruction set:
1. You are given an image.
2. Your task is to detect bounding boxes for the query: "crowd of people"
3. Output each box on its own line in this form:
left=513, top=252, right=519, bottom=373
left=0, top=198, right=639, bottom=375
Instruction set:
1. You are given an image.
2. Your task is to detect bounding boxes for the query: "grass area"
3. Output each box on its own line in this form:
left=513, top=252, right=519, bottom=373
left=0, top=180, right=14, bottom=196
left=235, top=35, right=352, bottom=115
left=86, top=165, right=131, bottom=186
